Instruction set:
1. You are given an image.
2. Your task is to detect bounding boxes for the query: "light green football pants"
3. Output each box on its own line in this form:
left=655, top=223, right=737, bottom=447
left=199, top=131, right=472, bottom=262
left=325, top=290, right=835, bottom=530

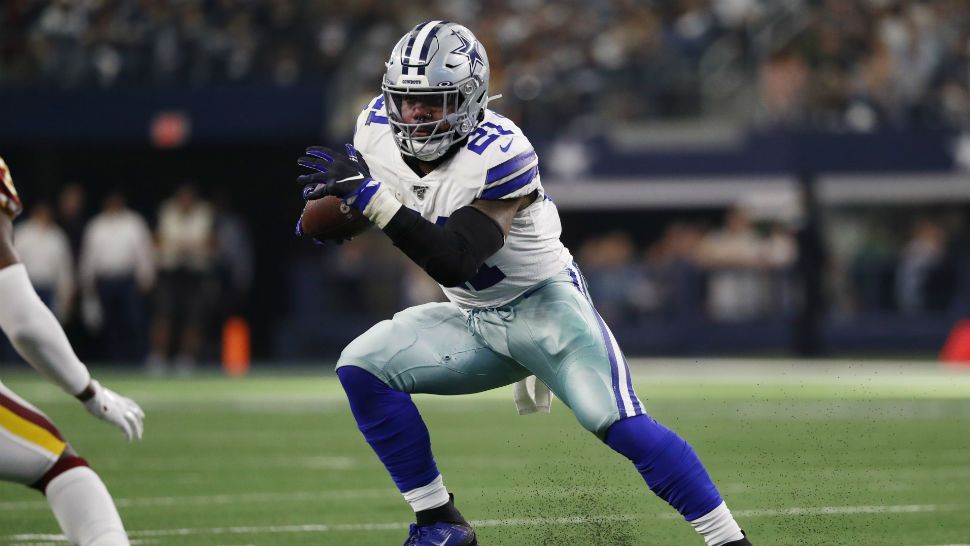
left=336, top=267, right=645, bottom=438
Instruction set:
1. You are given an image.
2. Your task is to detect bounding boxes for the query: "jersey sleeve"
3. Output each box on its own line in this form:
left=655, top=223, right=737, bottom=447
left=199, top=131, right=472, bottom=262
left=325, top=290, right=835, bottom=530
left=476, top=132, right=540, bottom=201
left=0, top=156, right=23, bottom=219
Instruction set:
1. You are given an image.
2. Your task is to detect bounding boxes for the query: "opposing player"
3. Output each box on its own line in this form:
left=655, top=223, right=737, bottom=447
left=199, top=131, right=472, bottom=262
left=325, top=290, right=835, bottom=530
left=0, top=156, right=144, bottom=546
left=297, top=22, right=753, bottom=546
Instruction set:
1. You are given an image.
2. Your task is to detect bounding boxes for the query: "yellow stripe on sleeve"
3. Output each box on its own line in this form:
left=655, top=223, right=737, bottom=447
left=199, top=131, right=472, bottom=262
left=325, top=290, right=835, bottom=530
left=0, top=405, right=67, bottom=457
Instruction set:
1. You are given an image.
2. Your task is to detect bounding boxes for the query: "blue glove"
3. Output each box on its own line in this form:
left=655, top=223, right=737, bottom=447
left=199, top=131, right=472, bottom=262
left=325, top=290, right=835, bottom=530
left=296, top=144, right=372, bottom=201
left=294, top=216, right=341, bottom=246
left=297, top=143, right=397, bottom=225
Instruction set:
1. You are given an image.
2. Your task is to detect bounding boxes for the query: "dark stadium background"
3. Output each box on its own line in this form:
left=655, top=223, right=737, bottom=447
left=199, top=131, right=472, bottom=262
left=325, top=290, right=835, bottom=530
left=0, top=1, right=968, bottom=365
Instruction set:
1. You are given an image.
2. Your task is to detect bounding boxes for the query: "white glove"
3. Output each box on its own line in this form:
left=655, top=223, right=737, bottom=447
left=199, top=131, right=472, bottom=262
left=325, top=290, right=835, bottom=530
left=83, top=380, right=145, bottom=441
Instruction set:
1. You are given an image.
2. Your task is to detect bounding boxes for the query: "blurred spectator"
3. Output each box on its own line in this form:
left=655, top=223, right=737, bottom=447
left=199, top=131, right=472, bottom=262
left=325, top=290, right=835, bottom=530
left=696, top=207, right=765, bottom=320
left=696, top=207, right=795, bottom=321
left=756, top=44, right=810, bottom=126
left=29, top=0, right=90, bottom=88
left=56, top=183, right=87, bottom=261
left=149, top=184, right=215, bottom=374
left=849, top=222, right=897, bottom=312
left=937, top=30, right=970, bottom=124
left=212, top=189, right=253, bottom=319
left=4, top=1, right=969, bottom=130
left=578, top=231, right=640, bottom=323
left=79, top=191, right=155, bottom=363
left=55, top=182, right=94, bottom=359
left=332, top=232, right=402, bottom=317
left=895, top=217, right=947, bottom=314
left=765, top=221, right=799, bottom=314
left=634, top=222, right=706, bottom=319
left=13, top=201, right=74, bottom=320
left=400, top=259, right=445, bottom=308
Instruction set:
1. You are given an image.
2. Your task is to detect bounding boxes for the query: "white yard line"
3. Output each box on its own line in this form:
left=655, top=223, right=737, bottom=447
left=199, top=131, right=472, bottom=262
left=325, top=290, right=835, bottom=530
left=730, top=503, right=964, bottom=518
left=6, top=503, right=967, bottom=542
left=9, top=541, right=157, bottom=546
left=655, top=503, right=968, bottom=519
left=3, top=479, right=967, bottom=511
left=0, top=488, right=395, bottom=511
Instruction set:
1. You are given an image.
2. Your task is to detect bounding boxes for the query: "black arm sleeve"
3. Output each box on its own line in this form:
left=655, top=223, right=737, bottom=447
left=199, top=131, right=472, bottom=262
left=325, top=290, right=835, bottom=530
left=382, top=205, right=505, bottom=288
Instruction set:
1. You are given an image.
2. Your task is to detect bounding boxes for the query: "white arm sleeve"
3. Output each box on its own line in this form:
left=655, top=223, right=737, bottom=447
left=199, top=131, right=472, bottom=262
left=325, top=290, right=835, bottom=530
left=0, top=263, right=90, bottom=395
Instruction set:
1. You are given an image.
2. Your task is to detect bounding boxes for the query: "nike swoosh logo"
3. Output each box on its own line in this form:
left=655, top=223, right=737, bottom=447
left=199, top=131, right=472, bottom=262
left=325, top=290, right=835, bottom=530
left=338, top=174, right=365, bottom=184
left=499, top=139, right=513, bottom=152
left=432, top=531, right=453, bottom=546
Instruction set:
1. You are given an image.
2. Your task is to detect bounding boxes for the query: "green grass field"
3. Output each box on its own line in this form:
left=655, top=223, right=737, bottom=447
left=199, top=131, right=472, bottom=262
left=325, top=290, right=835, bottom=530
left=1, top=360, right=968, bottom=546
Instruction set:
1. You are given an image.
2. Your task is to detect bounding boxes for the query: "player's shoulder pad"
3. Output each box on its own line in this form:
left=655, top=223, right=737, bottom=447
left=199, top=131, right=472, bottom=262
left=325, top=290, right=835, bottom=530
left=474, top=111, right=539, bottom=201
left=0, top=155, right=23, bottom=219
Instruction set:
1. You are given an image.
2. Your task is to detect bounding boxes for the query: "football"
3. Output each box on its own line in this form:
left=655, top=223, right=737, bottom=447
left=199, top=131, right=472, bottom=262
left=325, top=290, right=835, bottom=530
left=299, top=195, right=372, bottom=242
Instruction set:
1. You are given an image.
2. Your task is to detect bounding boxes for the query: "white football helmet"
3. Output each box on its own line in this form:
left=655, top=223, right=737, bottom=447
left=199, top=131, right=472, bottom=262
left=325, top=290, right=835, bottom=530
left=382, top=21, right=490, bottom=161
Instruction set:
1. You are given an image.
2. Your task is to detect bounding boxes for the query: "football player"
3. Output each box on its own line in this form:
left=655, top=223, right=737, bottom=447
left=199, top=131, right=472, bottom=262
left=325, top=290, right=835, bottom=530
left=0, top=156, right=144, bottom=546
left=297, top=22, right=753, bottom=546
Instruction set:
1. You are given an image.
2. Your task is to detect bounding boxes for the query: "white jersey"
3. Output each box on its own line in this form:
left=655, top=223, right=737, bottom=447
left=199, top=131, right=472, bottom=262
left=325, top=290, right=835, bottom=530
left=354, top=96, right=573, bottom=308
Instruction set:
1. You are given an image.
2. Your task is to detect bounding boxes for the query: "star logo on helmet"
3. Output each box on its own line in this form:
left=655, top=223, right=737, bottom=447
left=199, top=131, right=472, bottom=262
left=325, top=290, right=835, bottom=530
left=448, top=31, right=484, bottom=75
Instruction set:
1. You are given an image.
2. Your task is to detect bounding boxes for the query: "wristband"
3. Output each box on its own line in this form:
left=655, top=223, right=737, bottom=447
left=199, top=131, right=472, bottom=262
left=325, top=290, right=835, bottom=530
left=352, top=181, right=403, bottom=229
left=76, top=383, right=96, bottom=402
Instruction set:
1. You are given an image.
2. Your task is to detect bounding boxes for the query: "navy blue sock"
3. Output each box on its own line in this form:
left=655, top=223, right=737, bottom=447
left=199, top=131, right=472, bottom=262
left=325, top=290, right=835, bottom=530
left=605, top=414, right=723, bottom=521
left=337, top=366, right=440, bottom=492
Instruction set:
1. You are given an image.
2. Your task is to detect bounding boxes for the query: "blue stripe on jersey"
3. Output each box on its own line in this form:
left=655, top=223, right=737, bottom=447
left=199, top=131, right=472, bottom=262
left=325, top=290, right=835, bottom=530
left=571, top=261, right=591, bottom=298
left=568, top=266, right=588, bottom=301
left=619, top=345, right=643, bottom=415
left=593, top=309, right=628, bottom=418
left=568, top=267, right=627, bottom=418
left=485, top=149, right=536, bottom=185
left=481, top=165, right=538, bottom=200
left=570, top=264, right=643, bottom=418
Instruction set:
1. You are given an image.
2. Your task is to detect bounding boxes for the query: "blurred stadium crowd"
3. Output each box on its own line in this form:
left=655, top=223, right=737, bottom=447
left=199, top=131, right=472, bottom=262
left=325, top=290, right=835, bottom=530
left=0, top=183, right=252, bottom=370
left=6, top=180, right=966, bottom=362
left=303, top=203, right=966, bottom=322
left=0, top=1, right=968, bottom=363
left=2, top=0, right=970, bottom=132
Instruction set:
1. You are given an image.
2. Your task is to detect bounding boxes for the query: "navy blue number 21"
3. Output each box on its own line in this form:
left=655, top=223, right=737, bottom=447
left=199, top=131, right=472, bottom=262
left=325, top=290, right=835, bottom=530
left=467, top=122, right=513, bottom=155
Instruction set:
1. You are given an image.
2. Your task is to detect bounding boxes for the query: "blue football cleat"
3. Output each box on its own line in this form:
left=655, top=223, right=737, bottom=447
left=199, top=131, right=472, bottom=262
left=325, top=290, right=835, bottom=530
left=401, top=521, right=478, bottom=546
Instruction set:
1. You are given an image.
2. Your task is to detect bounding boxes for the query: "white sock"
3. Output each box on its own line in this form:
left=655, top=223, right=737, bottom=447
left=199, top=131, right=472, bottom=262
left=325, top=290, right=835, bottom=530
left=46, top=466, right=130, bottom=546
left=689, top=501, right=744, bottom=546
left=402, top=474, right=450, bottom=512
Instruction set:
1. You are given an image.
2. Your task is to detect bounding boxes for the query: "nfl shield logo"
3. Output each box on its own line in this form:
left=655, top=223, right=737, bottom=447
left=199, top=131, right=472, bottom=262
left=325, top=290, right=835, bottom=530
left=412, top=185, right=429, bottom=201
